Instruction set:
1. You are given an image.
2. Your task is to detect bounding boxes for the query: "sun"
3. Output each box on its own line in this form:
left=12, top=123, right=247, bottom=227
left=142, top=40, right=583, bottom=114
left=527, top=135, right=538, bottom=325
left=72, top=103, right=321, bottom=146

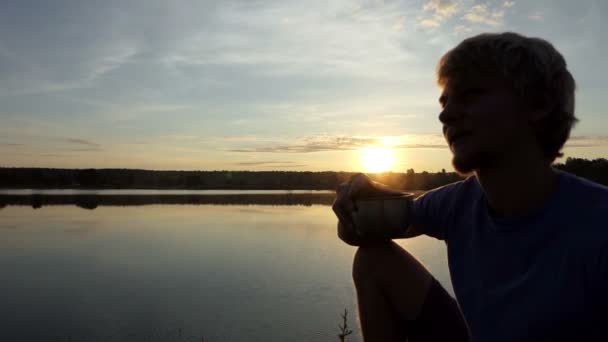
left=360, top=147, right=395, bottom=173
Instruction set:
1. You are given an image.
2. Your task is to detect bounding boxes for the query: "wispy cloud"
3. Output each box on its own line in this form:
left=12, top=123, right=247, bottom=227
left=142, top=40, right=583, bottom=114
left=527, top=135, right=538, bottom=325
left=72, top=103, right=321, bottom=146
left=69, top=148, right=103, bottom=152
left=234, top=160, right=298, bottom=166
left=0, top=45, right=137, bottom=97
left=565, top=135, right=608, bottom=147
left=66, top=138, right=101, bottom=148
left=105, top=104, right=193, bottom=123
left=453, top=25, right=473, bottom=34
left=420, top=0, right=513, bottom=30
left=229, top=136, right=378, bottom=153
left=528, top=12, right=544, bottom=21
left=64, top=138, right=104, bottom=152
left=380, top=113, right=418, bottom=120
left=161, top=0, right=416, bottom=80
left=462, top=4, right=505, bottom=26
left=227, top=134, right=608, bottom=154
left=233, top=161, right=307, bottom=168
left=229, top=134, right=447, bottom=153
left=419, top=0, right=461, bottom=28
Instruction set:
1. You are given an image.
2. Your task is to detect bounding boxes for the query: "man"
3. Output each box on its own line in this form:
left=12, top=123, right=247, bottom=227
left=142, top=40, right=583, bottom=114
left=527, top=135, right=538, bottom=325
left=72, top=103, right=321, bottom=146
left=333, top=32, right=608, bottom=342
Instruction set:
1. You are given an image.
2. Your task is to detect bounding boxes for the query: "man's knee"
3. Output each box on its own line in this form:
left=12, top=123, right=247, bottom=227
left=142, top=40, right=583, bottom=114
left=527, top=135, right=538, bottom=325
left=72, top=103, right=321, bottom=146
left=352, top=240, right=402, bottom=284
left=352, top=241, right=432, bottom=288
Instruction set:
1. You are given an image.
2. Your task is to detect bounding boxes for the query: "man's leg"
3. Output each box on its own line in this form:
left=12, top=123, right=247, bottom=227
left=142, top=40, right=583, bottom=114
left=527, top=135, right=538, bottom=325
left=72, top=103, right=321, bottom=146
left=352, top=241, right=469, bottom=342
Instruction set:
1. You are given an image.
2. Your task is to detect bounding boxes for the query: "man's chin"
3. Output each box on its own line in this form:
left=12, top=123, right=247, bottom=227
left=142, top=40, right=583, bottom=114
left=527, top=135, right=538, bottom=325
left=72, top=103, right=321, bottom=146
left=452, top=159, right=475, bottom=176
left=452, top=147, right=500, bottom=176
left=451, top=152, right=482, bottom=176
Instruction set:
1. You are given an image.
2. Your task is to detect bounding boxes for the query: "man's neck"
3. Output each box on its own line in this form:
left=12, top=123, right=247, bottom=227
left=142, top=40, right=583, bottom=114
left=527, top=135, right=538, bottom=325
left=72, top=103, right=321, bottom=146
left=474, top=160, right=559, bottom=219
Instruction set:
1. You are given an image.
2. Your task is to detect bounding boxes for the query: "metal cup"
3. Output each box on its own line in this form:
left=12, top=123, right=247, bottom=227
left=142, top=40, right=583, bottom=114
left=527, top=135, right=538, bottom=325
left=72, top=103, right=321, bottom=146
left=352, top=194, right=414, bottom=241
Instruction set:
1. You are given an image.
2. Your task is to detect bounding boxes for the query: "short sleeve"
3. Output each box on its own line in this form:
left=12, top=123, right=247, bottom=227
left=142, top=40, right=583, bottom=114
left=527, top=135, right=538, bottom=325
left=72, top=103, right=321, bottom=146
left=411, top=180, right=467, bottom=240
left=411, top=176, right=476, bottom=240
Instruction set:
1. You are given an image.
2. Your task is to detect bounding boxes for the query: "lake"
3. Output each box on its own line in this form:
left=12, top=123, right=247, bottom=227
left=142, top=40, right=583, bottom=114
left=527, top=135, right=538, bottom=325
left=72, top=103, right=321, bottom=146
left=0, top=192, right=451, bottom=342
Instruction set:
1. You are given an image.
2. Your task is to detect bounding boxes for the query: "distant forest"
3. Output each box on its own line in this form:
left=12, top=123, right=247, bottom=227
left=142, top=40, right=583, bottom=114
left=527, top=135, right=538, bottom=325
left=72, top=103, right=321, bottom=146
left=1, top=157, right=607, bottom=191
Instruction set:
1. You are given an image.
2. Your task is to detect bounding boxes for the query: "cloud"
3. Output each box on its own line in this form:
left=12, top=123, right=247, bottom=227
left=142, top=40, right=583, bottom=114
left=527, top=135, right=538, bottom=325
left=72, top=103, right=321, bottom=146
left=453, top=24, right=473, bottom=34
left=234, top=160, right=300, bottom=166
left=161, top=0, right=417, bottom=81
left=69, top=148, right=103, bottom=152
left=233, top=161, right=308, bottom=168
left=229, top=134, right=447, bottom=153
left=380, top=113, right=418, bottom=120
left=40, top=153, right=67, bottom=158
left=565, top=136, right=608, bottom=147
left=393, top=16, right=407, bottom=31
left=65, top=138, right=103, bottom=152
left=421, top=0, right=514, bottom=30
left=423, top=0, right=461, bottom=18
left=105, top=104, right=193, bottom=123
left=0, top=143, right=25, bottom=147
left=228, top=134, right=608, bottom=154
left=418, top=0, right=461, bottom=28
left=528, top=12, right=544, bottom=21
left=418, top=18, right=442, bottom=28
left=66, top=138, right=101, bottom=148
left=229, top=136, right=379, bottom=153
left=0, top=43, right=136, bottom=97
left=462, top=4, right=505, bottom=26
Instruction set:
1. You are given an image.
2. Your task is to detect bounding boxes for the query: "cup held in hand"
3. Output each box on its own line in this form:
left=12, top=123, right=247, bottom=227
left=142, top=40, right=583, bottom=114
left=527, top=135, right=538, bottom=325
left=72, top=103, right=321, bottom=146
left=352, top=194, right=414, bottom=241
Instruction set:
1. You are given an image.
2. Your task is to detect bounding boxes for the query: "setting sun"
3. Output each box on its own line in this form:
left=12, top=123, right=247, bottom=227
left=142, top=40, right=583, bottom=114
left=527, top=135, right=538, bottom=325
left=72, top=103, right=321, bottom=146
left=361, top=147, right=395, bottom=173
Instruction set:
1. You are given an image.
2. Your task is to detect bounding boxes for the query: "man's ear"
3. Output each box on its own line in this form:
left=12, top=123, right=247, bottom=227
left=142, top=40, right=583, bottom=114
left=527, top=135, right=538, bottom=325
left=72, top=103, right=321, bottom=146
left=530, top=108, right=550, bottom=122
left=528, top=95, right=554, bottom=123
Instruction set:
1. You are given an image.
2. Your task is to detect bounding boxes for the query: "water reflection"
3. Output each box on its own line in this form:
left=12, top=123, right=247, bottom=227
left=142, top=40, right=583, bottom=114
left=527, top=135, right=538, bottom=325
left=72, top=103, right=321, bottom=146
left=0, top=189, right=335, bottom=195
left=0, top=193, right=336, bottom=209
left=0, top=203, right=449, bottom=342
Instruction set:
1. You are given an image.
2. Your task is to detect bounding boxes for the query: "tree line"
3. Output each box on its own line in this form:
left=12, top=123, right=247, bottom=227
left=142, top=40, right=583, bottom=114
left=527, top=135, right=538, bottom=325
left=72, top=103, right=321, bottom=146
left=0, top=157, right=606, bottom=191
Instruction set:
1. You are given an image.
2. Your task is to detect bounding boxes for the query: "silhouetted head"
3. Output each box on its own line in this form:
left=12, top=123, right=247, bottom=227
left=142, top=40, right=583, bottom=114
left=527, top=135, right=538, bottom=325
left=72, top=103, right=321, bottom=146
left=436, top=32, right=577, bottom=174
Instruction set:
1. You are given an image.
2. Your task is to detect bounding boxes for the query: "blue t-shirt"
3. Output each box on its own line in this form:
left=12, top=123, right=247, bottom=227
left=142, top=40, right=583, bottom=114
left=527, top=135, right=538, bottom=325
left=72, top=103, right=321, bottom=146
left=412, top=168, right=608, bottom=342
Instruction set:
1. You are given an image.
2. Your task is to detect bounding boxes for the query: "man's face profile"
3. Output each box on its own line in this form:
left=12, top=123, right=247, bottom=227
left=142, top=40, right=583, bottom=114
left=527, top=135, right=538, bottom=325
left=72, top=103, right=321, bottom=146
left=438, top=75, right=532, bottom=175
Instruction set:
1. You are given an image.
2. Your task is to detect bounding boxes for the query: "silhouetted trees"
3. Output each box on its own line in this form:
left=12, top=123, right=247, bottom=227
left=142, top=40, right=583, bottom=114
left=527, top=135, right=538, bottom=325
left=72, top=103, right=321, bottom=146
left=76, top=169, right=99, bottom=188
left=0, top=168, right=462, bottom=190
left=0, top=158, right=607, bottom=191
left=554, top=157, right=608, bottom=185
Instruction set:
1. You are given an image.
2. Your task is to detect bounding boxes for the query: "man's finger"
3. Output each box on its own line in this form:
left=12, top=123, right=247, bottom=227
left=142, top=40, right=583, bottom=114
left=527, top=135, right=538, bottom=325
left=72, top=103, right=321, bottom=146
left=332, top=200, right=353, bottom=225
left=348, top=173, right=372, bottom=198
left=333, top=193, right=354, bottom=217
left=335, top=181, right=351, bottom=194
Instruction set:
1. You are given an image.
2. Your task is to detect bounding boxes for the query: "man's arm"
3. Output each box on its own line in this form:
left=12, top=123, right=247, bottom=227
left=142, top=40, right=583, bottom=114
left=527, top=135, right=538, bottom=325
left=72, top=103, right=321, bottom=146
left=333, top=174, right=427, bottom=245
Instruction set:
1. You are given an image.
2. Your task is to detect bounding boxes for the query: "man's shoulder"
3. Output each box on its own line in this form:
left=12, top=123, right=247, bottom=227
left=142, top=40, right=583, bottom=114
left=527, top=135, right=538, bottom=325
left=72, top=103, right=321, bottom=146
left=559, top=170, right=608, bottom=208
left=415, top=175, right=480, bottom=206
left=558, top=171, right=608, bottom=235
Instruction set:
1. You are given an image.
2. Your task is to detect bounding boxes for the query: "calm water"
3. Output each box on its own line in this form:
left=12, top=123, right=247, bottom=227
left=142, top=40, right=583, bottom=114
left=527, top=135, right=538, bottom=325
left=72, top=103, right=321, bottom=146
left=0, top=189, right=335, bottom=195
left=0, top=199, right=450, bottom=342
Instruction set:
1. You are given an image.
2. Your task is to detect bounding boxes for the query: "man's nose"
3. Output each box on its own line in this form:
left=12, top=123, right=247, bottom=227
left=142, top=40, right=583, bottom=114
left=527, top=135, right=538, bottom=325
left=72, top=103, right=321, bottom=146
left=438, top=105, right=461, bottom=124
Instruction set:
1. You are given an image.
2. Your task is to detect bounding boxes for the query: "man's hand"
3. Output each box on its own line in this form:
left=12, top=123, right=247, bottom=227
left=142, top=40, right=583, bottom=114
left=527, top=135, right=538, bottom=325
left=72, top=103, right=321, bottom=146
left=332, top=173, right=404, bottom=246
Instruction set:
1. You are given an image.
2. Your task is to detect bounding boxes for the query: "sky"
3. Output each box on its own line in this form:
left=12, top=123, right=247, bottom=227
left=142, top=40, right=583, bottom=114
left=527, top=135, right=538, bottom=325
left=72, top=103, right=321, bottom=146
left=0, top=0, right=606, bottom=172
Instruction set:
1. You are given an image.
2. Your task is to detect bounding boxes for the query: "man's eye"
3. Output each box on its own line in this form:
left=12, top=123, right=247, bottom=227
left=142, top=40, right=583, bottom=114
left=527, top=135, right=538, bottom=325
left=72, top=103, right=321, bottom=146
left=462, top=88, right=485, bottom=98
